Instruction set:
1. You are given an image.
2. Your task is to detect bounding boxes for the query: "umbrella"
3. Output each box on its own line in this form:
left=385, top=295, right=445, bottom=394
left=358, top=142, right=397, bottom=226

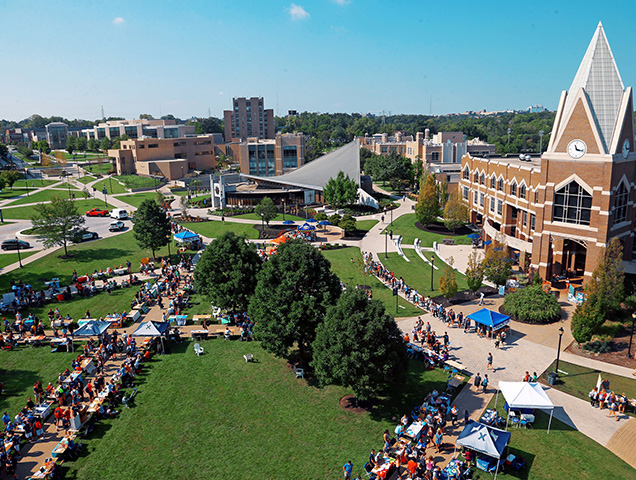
left=484, top=240, right=492, bottom=246
left=306, top=218, right=318, bottom=223
left=318, top=220, right=331, bottom=226
left=298, top=223, right=316, bottom=231
left=467, top=233, right=481, bottom=240
left=282, top=220, right=295, bottom=225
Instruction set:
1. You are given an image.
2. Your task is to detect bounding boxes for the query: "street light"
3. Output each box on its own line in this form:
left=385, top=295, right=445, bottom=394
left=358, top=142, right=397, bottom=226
left=260, top=212, right=265, bottom=234
left=430, top=255, right=435, bottom=291
left=282, top=199, right=286, bottom=221
left=628, top=314, right=636, bottom=358
left=555, top=327, right=564, bottom=375
left=167, top=234, right=172, bottom=259
left=390, top=205, right=393, bottom=227
left=16, top=237, right=22, bottom=268
left=384, top=230, right=388, bottom=259
left=67, top=181, right=71, bottom=199
left=108, top=176, right=113, bottom=194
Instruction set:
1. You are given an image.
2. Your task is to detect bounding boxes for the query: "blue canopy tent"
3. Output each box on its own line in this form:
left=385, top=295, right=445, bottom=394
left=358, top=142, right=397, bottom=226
left=282, top=220, right=295, bottom=225
left=174, top=231, right=199, bottom=243
left=456, top=421, right=511, bottom=479
left=132, top=321, right=171, bottom=351
left=318, top=220, right=331, bottom=226
left=298, top=223, right=316, bottom=231
left=467, top=308, right=510, bottom=332
left=73, top=320, right=110, bottom=337
left=306, top=218, right=318, bottom=223
left=467, top=233, right=481, bottom=240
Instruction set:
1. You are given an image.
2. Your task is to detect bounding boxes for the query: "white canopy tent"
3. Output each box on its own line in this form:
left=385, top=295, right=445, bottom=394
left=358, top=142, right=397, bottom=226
left=495, top=381, right=555, bottom=433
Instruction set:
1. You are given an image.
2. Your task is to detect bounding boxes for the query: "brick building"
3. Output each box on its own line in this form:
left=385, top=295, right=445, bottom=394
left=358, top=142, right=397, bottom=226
left=460, top=23, right=636, bottom=280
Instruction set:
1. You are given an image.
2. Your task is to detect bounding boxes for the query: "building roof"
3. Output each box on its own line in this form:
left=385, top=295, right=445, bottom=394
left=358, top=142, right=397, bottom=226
left=563, top=22, right=624, bottom=152
left=244, top=140, right=360, bottom=191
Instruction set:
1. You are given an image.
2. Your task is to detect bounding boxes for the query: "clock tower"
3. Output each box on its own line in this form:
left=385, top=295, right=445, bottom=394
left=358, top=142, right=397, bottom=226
left=532, top=22, right=636, bottom=279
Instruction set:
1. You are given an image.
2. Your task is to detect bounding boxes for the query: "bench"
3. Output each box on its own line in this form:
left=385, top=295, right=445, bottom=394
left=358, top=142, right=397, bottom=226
left=243, top=354, right=254, bottom=363
left=293, top=365, right=304, bottom=379
left=122, top=388, right=137, bottom=408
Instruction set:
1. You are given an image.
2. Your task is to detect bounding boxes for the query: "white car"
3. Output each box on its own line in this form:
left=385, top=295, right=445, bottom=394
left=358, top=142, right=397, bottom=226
left=109, top=220, right=125, bottom=232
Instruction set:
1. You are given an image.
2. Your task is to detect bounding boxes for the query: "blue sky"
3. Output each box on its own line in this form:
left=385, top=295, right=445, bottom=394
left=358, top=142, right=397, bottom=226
left=1, top=0, right=635, bottom=121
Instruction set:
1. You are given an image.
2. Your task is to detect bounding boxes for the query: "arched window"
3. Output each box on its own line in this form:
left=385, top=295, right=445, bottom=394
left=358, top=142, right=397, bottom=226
left=490, top=176, right=496, bottom=189
left=498, top=178, right=504, bottom=191
left=510, top=182, right=517, bottom=196
left=480, top=173, right=485, bottom=185
left=614, top=182, right=629, bottom=224
left=463, top=167, right=470, bottom=180
left=519, top=184, right=526, bottom=199
left=553, top=180, right=592, bottom=225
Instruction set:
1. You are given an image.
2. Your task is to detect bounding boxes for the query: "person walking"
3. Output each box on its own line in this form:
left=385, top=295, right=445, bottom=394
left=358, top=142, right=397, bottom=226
left=479, top=291, right=484, bottom=305
left=343, top=460, right=353, bottom=480
left=474, top=372, right=482, bottom=391
left=486, top=353, right=493, bottom=371
left=481, top=374, right=489, bottom=393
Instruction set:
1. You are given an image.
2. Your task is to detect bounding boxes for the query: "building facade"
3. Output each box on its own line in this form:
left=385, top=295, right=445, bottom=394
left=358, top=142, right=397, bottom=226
left=229, top=133, right=306, bottom=177
left=82, top=119, right=195, bottom=141
left=45, top=122, right=69, bottom=150
left=223, top=97, right=274, bottom=142
left=108, top=135, right=217, bottom=180
left=460, top=23, right=636, bottom=280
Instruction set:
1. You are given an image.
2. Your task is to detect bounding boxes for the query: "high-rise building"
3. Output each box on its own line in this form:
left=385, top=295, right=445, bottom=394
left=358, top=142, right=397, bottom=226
left=460, top=23, right=636, bottom=280
left=45, top=122, right=68, bottom=149
left=229, top=132, right=306, bottom=177
left=224, top=97, right=274, bottom=142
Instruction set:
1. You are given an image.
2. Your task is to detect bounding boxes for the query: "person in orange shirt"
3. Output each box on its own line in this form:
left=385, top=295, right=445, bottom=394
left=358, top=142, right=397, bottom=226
left=407, top=459, right=418, bottom=479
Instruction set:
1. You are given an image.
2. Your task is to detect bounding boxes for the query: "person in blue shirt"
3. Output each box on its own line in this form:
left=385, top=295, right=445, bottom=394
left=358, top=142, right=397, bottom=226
left=343, top=460, right=353, bottom=480
left=1, top=412, right=10, bottom=426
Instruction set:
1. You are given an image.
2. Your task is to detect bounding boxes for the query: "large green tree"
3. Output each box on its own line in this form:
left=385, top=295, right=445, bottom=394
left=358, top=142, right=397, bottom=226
left=250, top=239, right=341, bottom=362
left=194, top=232, right=262, bottom=312
left=31, top=196, right=85, bottom=257
left=65, top=135, right=76, bottom=155
left=465, top=250, right=485, bottom=292
left=443, top=195, right=468, bottom=233
left=312, top=289, right=408, bottom=402
left=323, top=171, right=359, bottom=208
left=1, top=170, right=21, bottom=190
left=438, top=258, right=459, bottom=299
left=133, top=199, right=171, bottom=259
left=254, top=196, right=277, bottom=227
left=483, top=237, right=512, bottom=287
left=415, top=172, right=440, bottom=225
left=76, top=136, right=87, bottom=152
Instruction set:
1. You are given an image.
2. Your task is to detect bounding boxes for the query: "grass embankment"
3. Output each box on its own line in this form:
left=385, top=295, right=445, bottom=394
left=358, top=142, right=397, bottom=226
left=77, top=176, right=96, bottom=184
left=322, top=247, right=422, bottom=318
left=6, top=188, right=76, bottom=206
left=0, top=252, right=36, bottom=269
left=231, top=212, right=306, bottom=222
left=115, top=192, right=160, bottom=209
left=64, top=339, right=453, bottom=480
left=477, top=396, right=635, bottom=479
left=2, top=200, right=115, bottom=220
left=182, top=220, right=259, bottom=240
left=93, top=178, right=128, bottom=194
left=382, top=214, right=472, bottom=246
left=355, top=219, right=379, bottom=232
left=115, top=175, right=159, bottom=189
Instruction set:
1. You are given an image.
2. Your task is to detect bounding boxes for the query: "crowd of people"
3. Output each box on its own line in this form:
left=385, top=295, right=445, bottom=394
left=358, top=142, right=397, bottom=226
left=588, top=379, right=629, bottom=422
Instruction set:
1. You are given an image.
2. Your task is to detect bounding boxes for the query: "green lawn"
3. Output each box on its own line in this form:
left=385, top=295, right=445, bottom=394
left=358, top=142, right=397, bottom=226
left=57, top=151, right=107, bottom=161
left=84, top=162, right=114, bottom=175
left=115, top=192, right=160, bottom=209
left=182, top=220, right=259, bottom=239
left=115, top=175, right=159, bottom=189
left=381, top=248, right=469, bottom=296
left=356, top=219, right=379, bottom=232
left=93, top=178, right=128, bottom=194
left=64, top=339, right=454, bottom=480
left=382, top=213, right=472, bottom=246
left=13, top=179, right=59, bottom=188
left=0, top=251, right=36, bottom=269
left=539, top=360, right=636, bottom=412
left=0, top=347, right=76, bottom=420
left=1, top=199, right=114, bottom=220
left=322, top=247, right=422, bottom=318
left=230, top=212, right=307, bottom=222
left=476, top=397, right=635, bottom=480
left=5, top=188, right=75, bottom=206
left=77, top=175, right=96, bottom=184
left=0, top=186, right=42, bottom=202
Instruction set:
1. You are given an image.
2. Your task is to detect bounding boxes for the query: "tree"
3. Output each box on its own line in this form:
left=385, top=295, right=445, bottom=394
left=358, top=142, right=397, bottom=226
left=503, top=285, right=561, bottom=324
left=1, top=170, right=21, bottom=190
left=254, top=197, right=277, bottom=227
left=139, top=113, right=154, bottom=120
left=31, top=196, right=85, bottom=257
left=250, top=239, right=341, bottom=362
left=100, top=137, right=112, bottom=151
left=571, top=293, right=605, bottom=344
left=180, top=195, right=188, bottom=218
left=587, top=237, right=625, bottom=314
left=324, top=171, right=359, bottom=208
left=339, top=214, right=357, bottom=233
left=438, top=258, right=458, bottom=299
left=465, top=251, right=485, bottom=292
left=65, top=136, right=76, bottom=155
left=0, top=143, right=8, bottom=158
left=482, top=237, right=512, bottom=287
left=76, top=136, right=87, bottom=152
left=156, top=191, right=165, bottom=206
left=312, top=289, right=408, bottom=402
left=82, top=186, right=90, bottom=199
left=132, top=199, right=171, bottom=259
left=194, top=232, right=262, bottom=312
left=415, top=172, right=440, bottom=225
left=443, top=195, right=468, bottom=233
left=87, top=138, right=99, bottom=152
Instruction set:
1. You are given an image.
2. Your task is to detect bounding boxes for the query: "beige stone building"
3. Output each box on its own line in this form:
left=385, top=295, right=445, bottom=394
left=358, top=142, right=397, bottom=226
left=224, top=97, right=274, bottom=142
left=227, top=133, right=306, bottom=177
left=108, top=135, right=217, bottom=180
left=460, top=23, right=636, bottom=280
left=82, top=119, right=195, bottom=141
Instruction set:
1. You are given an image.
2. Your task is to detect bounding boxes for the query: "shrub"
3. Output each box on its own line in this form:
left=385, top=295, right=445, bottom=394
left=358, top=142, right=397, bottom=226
left=502, top=285, right=561, bottom=324
left=582, top=340, right=613, bottom=354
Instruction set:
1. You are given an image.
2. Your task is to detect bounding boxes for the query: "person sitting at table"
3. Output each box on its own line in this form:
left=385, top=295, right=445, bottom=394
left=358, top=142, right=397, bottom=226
left=463, top=448, right=473, bottom=464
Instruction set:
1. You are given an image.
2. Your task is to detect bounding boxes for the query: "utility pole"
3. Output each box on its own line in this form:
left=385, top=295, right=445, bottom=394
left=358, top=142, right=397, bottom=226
left=539, top=130, right=544, bottom=153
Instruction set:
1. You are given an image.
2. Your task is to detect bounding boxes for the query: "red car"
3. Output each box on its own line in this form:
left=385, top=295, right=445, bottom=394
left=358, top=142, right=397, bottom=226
left=85, top=208, right=109, bottom=217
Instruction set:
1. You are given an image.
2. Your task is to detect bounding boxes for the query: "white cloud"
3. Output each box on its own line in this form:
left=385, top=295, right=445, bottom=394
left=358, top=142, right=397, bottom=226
left=112, top=17, right=125, bottom=25
left=333, top=0, right=351, bottom=5
left=289, top=3, right=309, bottom=20
left=218, top=91, right=224, bottom=95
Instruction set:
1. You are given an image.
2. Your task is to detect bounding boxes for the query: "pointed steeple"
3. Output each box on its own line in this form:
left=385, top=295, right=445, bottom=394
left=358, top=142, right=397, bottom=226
left=562, top=22, right=625, bottom=152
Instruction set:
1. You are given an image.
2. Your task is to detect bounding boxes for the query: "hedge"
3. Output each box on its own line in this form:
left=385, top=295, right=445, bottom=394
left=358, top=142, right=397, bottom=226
left=502, top=285, right=561, bottom=324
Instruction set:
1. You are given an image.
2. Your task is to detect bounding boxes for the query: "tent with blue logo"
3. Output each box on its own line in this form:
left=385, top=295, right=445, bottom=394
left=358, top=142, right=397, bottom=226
left=456, top=421, right=510, bottom=478
left=73, top=320, right=110, bottom=337
left=467, top=308, right=510, bottom=332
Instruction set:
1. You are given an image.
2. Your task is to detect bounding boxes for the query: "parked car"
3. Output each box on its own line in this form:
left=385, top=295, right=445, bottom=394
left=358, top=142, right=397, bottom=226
left=1, top=239, right=30, bottom=251
left=71, top=230, right=99, bottom=243
left=108, top=220, right=125, bottom=232
left=110, top=208, right=129, bottom=220
left=85, top=208, right=109, bottom=217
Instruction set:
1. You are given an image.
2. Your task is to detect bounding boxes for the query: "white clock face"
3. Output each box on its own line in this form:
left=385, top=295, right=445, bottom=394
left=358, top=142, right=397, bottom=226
left=567, top=139, right=587, bottom=159
left=622, top=139, right=630, bottom=159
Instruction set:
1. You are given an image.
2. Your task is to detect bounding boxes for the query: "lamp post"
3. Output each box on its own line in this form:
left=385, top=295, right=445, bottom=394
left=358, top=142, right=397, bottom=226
left=555, top=327, right=564, bottom=375
left=16, top=237, right=22, bottom=268
left=430, top=255, right=435, bottom=291
left=109, top=176, right=113, bottom=194
left=627, top=314, right=636, bottom=358
left=67, top=181, right=71, bottom=199
left=384, top=230, right=388, bottom=259
left=166, top=234, right=171, bottom=260
left=260, top=212, right=264, bottom=233
left=539, top=130, right=544, bottom=154
left=390, top=205, right=393, bottom=227
left=282, top=199, right=286, bottom=221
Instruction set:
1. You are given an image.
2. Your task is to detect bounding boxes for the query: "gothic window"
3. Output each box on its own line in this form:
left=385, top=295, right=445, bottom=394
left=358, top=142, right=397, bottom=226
left=510, top=181, right=517, bottom=196
left=552, top=180, right=592, bottom=225
left=497, top=178, right=504, bottom=191
left=613, top=182, right=629, bottom=224
left=519, top=184, right=526, bottom=199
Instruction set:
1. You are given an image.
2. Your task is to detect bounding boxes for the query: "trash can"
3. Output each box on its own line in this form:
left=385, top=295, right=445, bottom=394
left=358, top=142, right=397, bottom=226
left=548, top=372, right=558, bottom=385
